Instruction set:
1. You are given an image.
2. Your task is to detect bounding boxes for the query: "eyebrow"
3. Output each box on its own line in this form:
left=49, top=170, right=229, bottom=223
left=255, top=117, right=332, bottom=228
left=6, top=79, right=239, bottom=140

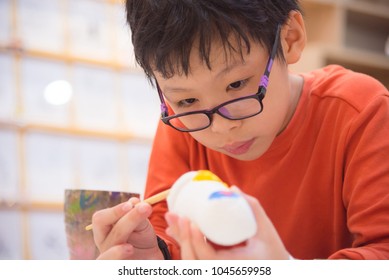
left=162, top=58, right=246, bottom=94
left=163, top=86, right=193, bottom=94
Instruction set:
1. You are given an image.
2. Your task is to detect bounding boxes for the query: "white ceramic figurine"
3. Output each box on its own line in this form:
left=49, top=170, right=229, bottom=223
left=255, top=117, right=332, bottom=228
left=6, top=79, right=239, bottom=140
left=167, top=170, right=257, bottom=246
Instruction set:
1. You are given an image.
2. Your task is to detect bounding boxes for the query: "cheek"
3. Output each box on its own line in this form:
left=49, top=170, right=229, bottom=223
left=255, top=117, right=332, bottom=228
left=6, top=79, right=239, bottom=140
left=189, top=131, right=214, bottom=147
left=262, top=94, right=289, bottom=124
left=259, top=84, right=291, bottom=132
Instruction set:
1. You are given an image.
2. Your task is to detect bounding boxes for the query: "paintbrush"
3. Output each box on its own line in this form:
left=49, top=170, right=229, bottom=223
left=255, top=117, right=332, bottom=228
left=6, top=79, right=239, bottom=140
left=84, top=189, right=170, bottom=231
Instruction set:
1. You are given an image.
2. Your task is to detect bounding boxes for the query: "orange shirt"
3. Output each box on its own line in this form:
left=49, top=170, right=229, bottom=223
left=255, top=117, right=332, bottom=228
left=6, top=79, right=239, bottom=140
left=145, top=65, right=389, bottom=259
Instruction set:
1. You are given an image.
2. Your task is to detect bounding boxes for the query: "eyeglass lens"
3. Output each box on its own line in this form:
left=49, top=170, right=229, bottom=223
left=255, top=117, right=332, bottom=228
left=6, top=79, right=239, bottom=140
left=168, top=97, right=262, bottom=131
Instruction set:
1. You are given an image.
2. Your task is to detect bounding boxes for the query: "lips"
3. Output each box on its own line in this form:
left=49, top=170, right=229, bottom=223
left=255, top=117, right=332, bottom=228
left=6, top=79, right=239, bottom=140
left=221, top=138, right=255, bottom=155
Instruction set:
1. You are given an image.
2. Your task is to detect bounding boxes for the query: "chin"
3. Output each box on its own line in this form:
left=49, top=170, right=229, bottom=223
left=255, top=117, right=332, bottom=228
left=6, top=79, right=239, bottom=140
left=222, top=150, right=263, bottom=161
left=230, top=153, right=261, bottom=161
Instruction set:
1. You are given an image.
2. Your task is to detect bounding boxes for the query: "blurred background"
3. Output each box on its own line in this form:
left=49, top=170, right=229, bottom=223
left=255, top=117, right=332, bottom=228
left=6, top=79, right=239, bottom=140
left=0, top=0, right=388, bottom=259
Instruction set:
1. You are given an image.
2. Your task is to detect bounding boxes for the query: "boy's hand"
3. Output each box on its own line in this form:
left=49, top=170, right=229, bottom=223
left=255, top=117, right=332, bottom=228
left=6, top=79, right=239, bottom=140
left=165, top=193, right=290, bottom=260
left=92, top=197, right=164, bottom=260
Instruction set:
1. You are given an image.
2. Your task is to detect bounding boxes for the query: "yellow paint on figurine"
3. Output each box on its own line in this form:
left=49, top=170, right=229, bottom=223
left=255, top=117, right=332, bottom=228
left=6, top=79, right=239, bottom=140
left=193, top=170, right=228, bottom=187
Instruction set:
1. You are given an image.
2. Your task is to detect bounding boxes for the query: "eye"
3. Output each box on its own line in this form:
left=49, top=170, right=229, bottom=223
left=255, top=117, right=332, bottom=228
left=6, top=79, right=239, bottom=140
left=228, top=79, right=247, bottom=90
left=177, top=98, right=197, bottom=107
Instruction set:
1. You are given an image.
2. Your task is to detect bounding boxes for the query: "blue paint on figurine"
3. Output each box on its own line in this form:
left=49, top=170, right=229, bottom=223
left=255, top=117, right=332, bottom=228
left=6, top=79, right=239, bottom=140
left=209, top=191, right=239, bottom=200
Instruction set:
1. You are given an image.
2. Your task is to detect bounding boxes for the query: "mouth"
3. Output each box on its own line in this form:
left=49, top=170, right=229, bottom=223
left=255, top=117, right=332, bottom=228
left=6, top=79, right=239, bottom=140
left=221, top=138, right=255, bottom=155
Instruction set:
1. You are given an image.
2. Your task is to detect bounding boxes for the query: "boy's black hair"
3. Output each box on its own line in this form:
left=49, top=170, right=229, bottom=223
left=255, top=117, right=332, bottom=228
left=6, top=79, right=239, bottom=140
left=125, top=0, right=301, bottom=82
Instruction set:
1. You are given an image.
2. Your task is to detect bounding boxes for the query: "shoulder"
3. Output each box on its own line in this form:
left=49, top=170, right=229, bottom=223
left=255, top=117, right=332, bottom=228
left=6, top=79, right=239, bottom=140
left=301, top=65, right=388, bottom=113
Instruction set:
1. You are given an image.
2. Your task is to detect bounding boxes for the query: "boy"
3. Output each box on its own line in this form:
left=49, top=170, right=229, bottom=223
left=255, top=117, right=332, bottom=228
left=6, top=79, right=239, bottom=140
left=92, top=0, right=389, bottom=259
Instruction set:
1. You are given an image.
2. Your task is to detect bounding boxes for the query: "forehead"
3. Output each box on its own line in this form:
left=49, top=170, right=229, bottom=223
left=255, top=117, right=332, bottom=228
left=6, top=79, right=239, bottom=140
left=154, top=34, right=263, bottom=80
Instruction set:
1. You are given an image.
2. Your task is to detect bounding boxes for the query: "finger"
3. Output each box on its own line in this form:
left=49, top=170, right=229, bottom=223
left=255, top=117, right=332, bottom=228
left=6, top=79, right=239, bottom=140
left=188, top=223, right=217, bottom=259
left=124, top=203, right=157, bottom=245
left=229, top=187, right=272, bottom=238
left=92, top=198, right=137, bottom=246
left=176, top=217, right=197, bottom=260
left=243, top=195, right=275, bottom=239
left=99, top=202, right=153, bottom=252
left=96, top=244, right=134, bottom=260
left=165, top=212, right=180, bottom=241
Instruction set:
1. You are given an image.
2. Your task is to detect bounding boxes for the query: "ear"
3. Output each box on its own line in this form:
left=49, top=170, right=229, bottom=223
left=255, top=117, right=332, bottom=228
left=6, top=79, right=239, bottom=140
left=280, top=11, right=306, bottom=64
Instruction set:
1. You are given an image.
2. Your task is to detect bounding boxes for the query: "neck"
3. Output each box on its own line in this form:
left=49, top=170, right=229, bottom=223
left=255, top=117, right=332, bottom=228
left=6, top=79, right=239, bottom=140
left=278, top=73, right=304, bottom=135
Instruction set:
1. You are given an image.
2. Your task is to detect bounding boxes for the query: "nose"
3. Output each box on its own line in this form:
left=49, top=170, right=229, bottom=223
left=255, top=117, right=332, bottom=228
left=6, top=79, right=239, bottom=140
left=210, top=113, right=241, bottom=134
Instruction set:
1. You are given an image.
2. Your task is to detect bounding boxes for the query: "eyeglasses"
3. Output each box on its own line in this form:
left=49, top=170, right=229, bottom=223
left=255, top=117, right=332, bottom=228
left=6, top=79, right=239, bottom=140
left=156, top=25, right=281, bottom=132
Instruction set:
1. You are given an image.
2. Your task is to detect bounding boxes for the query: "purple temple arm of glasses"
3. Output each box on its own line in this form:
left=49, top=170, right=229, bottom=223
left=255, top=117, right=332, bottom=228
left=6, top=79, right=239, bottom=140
left=161, top=103, right=168, bottom=115
left=259, top=24, right=280, bottom=88
left=260, top=67, right=271, bottom=88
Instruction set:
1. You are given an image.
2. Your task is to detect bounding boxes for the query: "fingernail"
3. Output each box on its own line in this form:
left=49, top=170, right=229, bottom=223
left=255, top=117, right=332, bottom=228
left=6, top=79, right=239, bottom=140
left=122, top=201, right=133, bottom=211
left=137, top=203, right=149, bottom=214
left=129, top=197, right=140, bottom=205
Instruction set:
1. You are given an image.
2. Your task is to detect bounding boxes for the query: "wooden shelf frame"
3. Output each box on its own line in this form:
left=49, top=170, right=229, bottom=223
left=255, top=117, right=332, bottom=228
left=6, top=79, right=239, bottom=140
left=294, top=0, right=389, bottom=88
left=0, top=0, right=156, bottom=260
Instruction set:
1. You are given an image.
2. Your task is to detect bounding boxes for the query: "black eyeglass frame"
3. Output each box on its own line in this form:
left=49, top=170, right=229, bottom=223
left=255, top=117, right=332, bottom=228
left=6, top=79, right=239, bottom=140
left=156, top=24, right=281, bottom=132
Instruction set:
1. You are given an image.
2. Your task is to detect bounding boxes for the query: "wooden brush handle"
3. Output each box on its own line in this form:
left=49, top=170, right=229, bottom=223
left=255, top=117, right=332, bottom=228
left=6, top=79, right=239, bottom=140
left=84, top=189, right=170, bottom=231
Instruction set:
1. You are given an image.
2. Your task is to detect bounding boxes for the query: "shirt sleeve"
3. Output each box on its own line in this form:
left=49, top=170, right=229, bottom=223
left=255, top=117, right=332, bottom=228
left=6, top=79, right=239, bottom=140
left=330, top=90, right=389, bottom=259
